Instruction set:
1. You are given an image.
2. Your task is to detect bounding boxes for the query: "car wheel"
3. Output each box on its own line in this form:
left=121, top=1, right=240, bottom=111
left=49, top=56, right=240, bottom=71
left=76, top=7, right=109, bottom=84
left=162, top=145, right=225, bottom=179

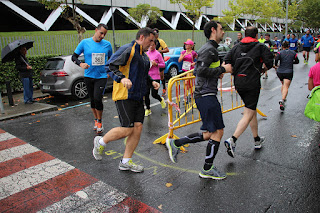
left=168, top=65, right=179, bottom=78
left=72, top=79, right=88, bottom=99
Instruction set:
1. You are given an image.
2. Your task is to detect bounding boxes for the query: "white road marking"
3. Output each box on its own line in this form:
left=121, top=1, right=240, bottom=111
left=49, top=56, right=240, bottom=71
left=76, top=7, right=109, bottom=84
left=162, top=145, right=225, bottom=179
left=0, top=144, right=39, bottom=163
left=0, top=159, right=74, bottom=200
left=0, top=132, right=16, bottom=142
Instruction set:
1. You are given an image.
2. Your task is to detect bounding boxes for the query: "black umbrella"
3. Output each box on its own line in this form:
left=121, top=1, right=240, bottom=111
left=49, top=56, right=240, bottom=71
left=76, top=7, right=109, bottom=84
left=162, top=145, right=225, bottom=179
left=1, top=39, right=34, bottom=63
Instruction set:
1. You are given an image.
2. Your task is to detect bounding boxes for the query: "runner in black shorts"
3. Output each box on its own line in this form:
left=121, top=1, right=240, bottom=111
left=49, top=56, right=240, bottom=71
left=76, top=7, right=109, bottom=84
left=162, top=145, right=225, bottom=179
left=92, top=28, right=160, bottom=173
left=166, top=21, right=232, bottom=180
left=274, top=41, right=299, bottom=110
left=223, top=26, right=274, bottom=157
left=301, top=30, right=314, bottom=64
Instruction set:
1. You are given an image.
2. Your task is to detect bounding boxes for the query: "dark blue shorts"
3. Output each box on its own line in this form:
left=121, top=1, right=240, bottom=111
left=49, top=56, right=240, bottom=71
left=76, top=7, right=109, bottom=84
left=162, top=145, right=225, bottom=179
left=195, top=95, right=225, bottom=133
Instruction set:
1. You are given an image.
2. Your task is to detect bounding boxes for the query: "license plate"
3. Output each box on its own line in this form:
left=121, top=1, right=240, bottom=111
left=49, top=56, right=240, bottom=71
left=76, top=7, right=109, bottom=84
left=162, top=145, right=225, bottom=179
left=43, top=85, right=50, bottom=90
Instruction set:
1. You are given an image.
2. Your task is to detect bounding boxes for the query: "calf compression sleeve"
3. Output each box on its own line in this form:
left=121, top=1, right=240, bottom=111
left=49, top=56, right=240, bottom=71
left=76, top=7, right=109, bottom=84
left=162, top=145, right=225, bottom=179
left=174, top=132, right=204, bottom=147
left=203, top=139, right=220, bottom=170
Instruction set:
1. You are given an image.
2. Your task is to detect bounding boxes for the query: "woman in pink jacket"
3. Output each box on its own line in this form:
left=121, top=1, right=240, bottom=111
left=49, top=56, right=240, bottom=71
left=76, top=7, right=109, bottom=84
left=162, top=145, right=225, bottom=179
left=145, top=41, right=166, bottom=116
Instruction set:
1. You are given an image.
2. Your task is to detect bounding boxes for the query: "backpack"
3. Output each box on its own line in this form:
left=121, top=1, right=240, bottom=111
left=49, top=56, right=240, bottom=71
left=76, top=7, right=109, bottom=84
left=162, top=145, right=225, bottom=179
left=304, top=85, right=320, bottom=122
left=232, top=43, right=263, bottom=90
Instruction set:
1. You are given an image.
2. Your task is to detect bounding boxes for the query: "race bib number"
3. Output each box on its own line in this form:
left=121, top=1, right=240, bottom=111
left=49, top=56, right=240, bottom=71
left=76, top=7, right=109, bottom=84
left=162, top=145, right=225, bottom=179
left=290, top=43, right=295, bottom=48
left=265, top=43, right=270, bottom=48
left=274, top=49, right=278, bottom=52
left=92, top=53, right=105, bottom=66
left=182, top=61, right=191, bottom=70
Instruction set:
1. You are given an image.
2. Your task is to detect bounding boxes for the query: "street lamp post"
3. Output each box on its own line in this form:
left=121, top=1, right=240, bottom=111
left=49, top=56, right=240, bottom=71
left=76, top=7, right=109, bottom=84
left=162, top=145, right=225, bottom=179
left=111, top=0, right=116, bottom=52
left=285, top=0, right=288, bottom=36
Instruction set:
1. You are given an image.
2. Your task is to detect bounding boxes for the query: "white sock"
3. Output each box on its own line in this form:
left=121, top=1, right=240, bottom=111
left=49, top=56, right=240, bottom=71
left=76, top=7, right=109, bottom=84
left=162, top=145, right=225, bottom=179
left=99, top=138, right=106, bottom=146
left=122, top=158, right=131, bottom=164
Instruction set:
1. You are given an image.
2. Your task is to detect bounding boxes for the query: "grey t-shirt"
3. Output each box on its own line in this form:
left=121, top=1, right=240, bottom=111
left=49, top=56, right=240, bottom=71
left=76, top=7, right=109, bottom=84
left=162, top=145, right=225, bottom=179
left=275, top=49, right=299, bottom=73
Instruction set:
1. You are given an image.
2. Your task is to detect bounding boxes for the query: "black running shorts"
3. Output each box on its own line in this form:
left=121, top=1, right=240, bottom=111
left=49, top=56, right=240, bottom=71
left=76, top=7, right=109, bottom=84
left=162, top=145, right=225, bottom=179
left=277, top=72, right=293, bottom=81
left=303, top=47, right=311, bottom=52
left=237, top=88, right=260, bottom=110
left=195, top=95, right=225, bottom=133
left=115, top=99, right=145, bottom=127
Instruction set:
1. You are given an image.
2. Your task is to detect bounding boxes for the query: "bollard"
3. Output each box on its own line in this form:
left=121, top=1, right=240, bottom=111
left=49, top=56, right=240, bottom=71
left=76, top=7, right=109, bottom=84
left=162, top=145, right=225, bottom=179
left=6, top=81, right=14, bottom=106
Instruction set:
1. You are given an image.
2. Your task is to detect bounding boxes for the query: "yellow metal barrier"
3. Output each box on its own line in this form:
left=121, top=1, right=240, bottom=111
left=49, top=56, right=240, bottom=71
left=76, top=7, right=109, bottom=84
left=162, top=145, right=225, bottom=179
left=153, top=70, right=266, bottom=147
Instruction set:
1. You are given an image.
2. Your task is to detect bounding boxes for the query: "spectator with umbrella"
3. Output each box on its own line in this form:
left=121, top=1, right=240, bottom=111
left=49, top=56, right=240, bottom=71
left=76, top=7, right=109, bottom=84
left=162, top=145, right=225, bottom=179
left=1, top=39, right=34, bottom=104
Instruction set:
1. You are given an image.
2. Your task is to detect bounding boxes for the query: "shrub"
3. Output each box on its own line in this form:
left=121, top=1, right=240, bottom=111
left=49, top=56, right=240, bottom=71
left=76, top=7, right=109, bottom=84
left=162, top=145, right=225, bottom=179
left=0, top=55, right=59, bottom=93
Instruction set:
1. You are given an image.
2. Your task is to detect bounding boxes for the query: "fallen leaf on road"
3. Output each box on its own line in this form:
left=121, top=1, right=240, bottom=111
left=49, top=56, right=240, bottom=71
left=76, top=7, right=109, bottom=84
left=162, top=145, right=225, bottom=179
left=58, top=108, right=62, bottom=111
left=158, top=204, right=163, bottom=209
left=60, top=105, right=65, bottom=107
left=55, top=114, right=60, bottom=116
left=166, top=183, right=172, bottom=187
left=31, top=113, right=35, bottom=116
left=114, top=116, right=118, bottom=118
left=291, top=135, right=297, bottom=138
left=36, top=120, right=40, bottom=122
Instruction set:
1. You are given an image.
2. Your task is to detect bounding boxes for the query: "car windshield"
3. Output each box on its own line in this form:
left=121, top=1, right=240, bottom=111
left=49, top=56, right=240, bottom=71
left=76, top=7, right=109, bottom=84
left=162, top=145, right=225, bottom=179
left=45, top=59, right=65, bottom=70
left=164, top=48, right=175, bottom=55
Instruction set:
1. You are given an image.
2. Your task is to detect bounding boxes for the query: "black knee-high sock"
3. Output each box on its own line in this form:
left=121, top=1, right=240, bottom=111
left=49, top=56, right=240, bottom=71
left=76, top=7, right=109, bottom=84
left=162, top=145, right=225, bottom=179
left=203, top=139, right=220, bottom=170
left=174, top=132, right=204, bottom=147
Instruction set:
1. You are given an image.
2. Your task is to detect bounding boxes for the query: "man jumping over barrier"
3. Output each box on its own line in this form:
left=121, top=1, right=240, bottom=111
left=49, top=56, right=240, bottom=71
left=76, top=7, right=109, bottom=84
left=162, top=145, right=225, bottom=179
left=223, top=26, right=274, bottom=157
left=166, top=20, right=232, bottom=180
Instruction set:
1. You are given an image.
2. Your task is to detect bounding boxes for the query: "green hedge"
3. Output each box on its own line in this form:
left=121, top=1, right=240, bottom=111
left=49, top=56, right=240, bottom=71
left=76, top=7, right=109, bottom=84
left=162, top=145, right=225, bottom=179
left=0, top=55, right=59, bottom=92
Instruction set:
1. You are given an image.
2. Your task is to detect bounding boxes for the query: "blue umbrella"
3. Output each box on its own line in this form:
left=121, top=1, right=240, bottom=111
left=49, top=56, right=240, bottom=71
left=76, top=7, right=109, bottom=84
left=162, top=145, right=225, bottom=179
left=1, top=39, right=34, bottom=63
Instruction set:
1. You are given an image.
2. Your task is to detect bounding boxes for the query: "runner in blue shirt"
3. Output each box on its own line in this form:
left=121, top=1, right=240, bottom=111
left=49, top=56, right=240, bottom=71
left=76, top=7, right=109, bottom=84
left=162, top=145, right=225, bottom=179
left=274, top=36, right=281, bottom=53
left=283, top=34, right=290, bottom=42
left=301, top=29, right=314, bottom=64
left=72, top=23, right=113, bottom=134
left=289, top=34, right=299, bottom=52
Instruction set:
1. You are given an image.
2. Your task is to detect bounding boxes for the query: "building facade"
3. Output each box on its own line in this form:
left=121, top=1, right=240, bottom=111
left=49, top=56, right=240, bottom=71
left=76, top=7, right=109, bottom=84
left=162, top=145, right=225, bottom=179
left=1, top=0, right=290, bottom=32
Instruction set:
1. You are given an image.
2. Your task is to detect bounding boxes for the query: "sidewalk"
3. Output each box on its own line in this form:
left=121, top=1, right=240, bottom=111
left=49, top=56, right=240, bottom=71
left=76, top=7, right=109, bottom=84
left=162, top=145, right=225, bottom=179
left=0, top=89, right=57, bottom=121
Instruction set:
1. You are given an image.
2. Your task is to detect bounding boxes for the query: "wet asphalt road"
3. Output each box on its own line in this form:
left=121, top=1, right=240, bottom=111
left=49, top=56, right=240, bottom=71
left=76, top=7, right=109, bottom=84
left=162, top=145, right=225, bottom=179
left=1, top=52, right=320, bottom=212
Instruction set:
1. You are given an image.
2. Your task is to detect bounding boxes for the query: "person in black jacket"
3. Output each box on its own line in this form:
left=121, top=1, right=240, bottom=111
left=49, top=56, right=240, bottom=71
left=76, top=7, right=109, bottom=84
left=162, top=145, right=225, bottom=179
left=166, top=21, right=232, bottom=180
left=223, top=26, right=274, bottom=158
left=15, top=46, right=34, bottom=104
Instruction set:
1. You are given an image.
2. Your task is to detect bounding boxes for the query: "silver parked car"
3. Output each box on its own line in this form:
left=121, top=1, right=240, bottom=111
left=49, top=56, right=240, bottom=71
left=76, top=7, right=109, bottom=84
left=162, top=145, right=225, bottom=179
left=40, top=55, right=113, bottom=99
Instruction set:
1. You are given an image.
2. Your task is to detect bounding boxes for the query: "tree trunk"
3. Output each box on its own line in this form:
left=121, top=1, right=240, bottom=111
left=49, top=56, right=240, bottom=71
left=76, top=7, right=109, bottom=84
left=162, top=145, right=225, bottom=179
left=61, top=7, right=86, bottom=43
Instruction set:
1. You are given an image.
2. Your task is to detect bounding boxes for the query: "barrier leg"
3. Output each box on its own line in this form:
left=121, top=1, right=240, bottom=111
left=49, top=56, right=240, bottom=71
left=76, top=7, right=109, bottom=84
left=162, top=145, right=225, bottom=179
left=256, top=108, right=267, bottom=117
left=153, top=133, right=180, bottom=145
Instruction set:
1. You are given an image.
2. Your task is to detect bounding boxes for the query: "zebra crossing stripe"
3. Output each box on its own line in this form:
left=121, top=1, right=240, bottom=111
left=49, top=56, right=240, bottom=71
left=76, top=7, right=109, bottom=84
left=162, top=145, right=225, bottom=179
left=0, top=143, right=40, bottom=163
left=0, top=137, right=26, bottom=151
left=38, top=181, right=127, bottom=213
left=0, top=158, right=74, bottom=200
left=0, top=169, right=97, bottom=212
left=0, top=129, right=161, bottom=212
left=0, top=151, right=55, bottom=178
left=0, top=132, right=16, bottom=142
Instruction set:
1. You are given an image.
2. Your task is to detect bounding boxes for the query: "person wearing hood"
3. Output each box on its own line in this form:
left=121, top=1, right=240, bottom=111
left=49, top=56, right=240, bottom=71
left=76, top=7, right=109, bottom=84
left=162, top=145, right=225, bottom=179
left=223, top=26, right=274, bottom=158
